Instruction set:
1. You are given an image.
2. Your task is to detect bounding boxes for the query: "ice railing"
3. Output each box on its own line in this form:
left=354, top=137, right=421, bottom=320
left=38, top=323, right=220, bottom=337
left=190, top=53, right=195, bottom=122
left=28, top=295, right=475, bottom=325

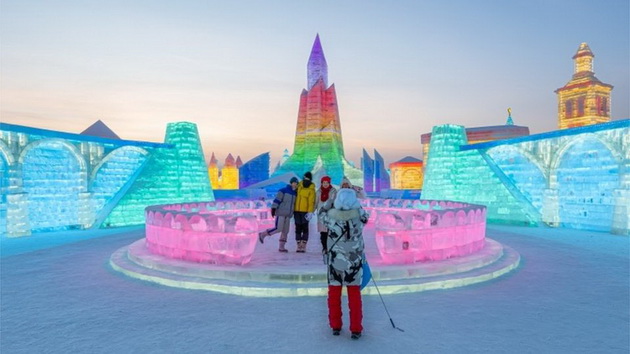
left=145, top=200, right=273, bottom=265
left=362, top=199, right=487, bottom=264
left=144, top=199, right=486, bottom=266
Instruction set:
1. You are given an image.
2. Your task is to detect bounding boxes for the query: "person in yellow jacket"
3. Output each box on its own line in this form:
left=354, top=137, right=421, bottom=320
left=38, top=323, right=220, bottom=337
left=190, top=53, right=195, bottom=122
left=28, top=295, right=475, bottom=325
left=294, top=171, right=317, bottom=253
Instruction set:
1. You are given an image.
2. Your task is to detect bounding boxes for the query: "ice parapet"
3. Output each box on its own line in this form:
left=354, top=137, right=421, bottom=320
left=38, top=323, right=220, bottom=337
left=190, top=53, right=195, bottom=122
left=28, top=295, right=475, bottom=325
left=145, top=200, right=272, bottom=265
left=364, top=199, right=486, bottom=264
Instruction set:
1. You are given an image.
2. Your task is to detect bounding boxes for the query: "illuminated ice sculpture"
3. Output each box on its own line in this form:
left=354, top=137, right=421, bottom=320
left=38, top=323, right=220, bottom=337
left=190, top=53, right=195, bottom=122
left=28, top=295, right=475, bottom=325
left=274, top=34, right=362, bottom=186
left=421, top=121, right=629, bottom=234
left=143, top=198, right=486, bottom=266
left=145, top=200, right=272, bottom=265
left=367, top=199, right=486, bottom=264
left=103, top=122, right=214, bottom=227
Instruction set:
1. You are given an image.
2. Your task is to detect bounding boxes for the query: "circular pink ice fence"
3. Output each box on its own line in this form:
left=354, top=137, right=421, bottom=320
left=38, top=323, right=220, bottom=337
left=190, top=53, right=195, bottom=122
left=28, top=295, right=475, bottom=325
left=145, top=200, right=273, bottom=265
left=144, top=199, right=486, bottom=266
left=361, top=199, right=487, bottom=264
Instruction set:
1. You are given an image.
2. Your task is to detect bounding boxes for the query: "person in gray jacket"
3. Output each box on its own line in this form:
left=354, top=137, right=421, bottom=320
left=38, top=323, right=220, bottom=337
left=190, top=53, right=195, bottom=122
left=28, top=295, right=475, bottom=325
left=319, top=188, right=369, bottom=339
left=259, top=177, right=298, bottom=252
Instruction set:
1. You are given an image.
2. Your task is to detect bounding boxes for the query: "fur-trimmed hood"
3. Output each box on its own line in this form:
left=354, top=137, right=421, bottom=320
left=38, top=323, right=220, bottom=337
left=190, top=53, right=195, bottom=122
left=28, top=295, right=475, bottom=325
left=327, top=208, right=360, bottom=221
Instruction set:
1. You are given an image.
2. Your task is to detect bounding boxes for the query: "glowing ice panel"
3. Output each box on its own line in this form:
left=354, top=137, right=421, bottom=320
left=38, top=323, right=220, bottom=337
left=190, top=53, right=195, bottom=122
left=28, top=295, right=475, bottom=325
left=22, top=141, right=82, bottom=231
left=91, top=147, right=147, bottom=214
left=487, top=146, right=546, bottom=211
left=557, top=138, right=619, bottom=231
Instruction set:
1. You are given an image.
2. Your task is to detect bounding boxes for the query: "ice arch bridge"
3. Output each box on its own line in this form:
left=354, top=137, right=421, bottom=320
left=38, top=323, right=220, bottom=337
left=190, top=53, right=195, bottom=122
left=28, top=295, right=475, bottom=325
left=0, top=122, right=213, bottom=237
left=421, top=120, right=629, bottom=235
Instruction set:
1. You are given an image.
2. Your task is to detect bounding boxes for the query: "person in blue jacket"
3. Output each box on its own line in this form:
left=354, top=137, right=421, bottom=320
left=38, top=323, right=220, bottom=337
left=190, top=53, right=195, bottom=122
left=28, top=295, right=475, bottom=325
left=258, top=177, right=298, bottom=252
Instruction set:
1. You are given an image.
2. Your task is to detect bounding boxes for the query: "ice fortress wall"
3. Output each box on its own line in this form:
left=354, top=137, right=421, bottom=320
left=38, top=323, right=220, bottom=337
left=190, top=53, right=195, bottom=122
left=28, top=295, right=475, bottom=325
left=421, top=120, right=629, bottom=234
left=0, top=122, right=213, bottom=237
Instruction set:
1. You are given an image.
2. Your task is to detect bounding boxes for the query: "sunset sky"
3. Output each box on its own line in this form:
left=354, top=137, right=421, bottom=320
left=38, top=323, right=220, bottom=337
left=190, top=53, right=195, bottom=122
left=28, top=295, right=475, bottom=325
left=1, top=1, right=628, bottom=167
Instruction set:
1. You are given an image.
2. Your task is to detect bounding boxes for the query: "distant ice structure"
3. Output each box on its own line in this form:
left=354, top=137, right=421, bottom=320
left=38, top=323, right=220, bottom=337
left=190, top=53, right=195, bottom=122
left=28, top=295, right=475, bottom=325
left=0, top=121, right=213, bottom=237
left=420, top=112, right=529, bottom=169
left=389, top=156, right=423, bottom=190
left=362, top=149, right=390, bottom=192
left=217, top=153, right=239, bottom=189
left=273, top=34, right=362, bottom=186
left=80, top=119, right=121, bottom=140
left=239, top=152, right=270, bottom=189
left=421, top=120, right=629, bottom=234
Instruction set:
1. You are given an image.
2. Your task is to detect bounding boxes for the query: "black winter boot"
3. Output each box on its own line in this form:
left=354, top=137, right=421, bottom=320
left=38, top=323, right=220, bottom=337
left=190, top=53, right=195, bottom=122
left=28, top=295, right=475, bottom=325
left=351, top=332, right=362, bottom=340
left=320, top=232, right=328, bottom=252
left=332, top=329, right=341, bottom=336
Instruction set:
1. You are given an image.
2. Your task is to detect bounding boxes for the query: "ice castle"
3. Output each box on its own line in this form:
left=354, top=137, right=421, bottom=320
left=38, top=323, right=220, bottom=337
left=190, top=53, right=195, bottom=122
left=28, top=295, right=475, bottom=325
left=273, top=34, right=362, bottom=186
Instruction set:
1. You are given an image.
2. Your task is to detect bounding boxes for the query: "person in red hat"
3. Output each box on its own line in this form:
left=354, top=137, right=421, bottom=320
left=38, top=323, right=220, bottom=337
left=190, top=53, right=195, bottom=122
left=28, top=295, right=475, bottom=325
left=316, top=175, right=337, bottom=253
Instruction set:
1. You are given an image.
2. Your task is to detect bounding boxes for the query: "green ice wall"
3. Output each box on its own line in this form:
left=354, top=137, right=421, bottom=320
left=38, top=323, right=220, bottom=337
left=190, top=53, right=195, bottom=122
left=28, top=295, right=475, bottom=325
left=421, top=124, right=537, bottom=225
left=103, top=122, right=214, bottom=227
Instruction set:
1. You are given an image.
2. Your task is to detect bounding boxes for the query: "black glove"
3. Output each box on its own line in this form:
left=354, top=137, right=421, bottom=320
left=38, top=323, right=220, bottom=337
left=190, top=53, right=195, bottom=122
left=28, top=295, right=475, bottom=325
left=271, top=208, right=276, bottom=217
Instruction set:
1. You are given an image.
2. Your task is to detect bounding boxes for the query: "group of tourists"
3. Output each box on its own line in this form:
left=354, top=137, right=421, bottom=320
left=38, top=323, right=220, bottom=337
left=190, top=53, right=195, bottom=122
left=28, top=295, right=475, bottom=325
left=258, top=172, right=369, bottom=340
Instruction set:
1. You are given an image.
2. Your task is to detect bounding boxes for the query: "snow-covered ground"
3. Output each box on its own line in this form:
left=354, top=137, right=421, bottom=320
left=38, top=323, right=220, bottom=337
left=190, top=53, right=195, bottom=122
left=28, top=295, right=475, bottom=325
left=1, top=224, right=628, bottom=353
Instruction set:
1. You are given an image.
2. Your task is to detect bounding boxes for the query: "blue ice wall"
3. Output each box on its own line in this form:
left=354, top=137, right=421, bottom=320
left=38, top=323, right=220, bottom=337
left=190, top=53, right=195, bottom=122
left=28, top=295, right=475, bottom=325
left=239, top=152, right=270, bottom=189
left=374, top=150, right=391, bottom=192
left=486, top=145, right=546, bottom=211
left=0, top=122, right=208, bottom=236
left=429, top=119, right=630, bottom=233
left=362, top=149, right=374, bottom=192
left=557, top=137, right=619, bottom=231
left=0, top=153, right=7, bottom=235
left=22, top=141, right=83, bottom=231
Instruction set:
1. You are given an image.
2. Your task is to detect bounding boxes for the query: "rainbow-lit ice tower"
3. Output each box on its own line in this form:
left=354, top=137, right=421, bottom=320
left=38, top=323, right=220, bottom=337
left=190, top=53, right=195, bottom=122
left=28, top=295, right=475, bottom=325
left=274, top=35, right=362, bottom=186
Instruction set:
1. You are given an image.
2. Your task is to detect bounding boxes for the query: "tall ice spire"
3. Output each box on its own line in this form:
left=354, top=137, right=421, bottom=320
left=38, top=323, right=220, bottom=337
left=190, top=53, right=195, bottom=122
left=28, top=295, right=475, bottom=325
left=307, top=34, right=328, bottom=90
left=273, top=34, right=363, bottom=186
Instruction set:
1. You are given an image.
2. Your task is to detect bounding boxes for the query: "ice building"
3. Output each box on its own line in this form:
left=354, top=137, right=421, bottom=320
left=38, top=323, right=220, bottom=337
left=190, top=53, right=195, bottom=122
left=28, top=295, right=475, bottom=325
left=219, top=154, right=239, bottom=189
left=556, top=43, right=612, bottom=130
left=0, top=121, right=213, bottom=237
left=273, top=34, right=363, bottom=186
left=272, top=149, right=290, bottom=174
left=421, top=120, right=629, bottom=234
left=390, top=156, right=423, bottom=190
left=239, top=152, right=270, bottom=189
left=207, top=153, right=219, bottom=189
left=207, top=153, right=241, bottom=190
left=421, top=111, right=530, bottom=164
left=362, top=149, right=390, bottom=192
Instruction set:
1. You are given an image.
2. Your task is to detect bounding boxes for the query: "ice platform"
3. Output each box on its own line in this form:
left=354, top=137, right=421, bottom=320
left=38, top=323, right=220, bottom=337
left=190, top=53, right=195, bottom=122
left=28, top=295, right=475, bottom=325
left=110, top=226, right=520, bottom=297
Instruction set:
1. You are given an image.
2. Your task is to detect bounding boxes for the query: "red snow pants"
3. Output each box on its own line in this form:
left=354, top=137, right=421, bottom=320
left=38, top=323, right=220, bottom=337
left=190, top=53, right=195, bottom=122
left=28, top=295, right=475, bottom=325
left=327, top=285, right=363, bottom=333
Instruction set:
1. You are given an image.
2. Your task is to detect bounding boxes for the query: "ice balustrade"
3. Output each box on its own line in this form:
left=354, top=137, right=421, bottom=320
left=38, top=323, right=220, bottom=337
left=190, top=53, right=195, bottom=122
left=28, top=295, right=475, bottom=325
left=145, top=200, right=273, bottom=265
left=144, top=198, right=486, bottom=266
left=363, top=199, right=487, bottom=264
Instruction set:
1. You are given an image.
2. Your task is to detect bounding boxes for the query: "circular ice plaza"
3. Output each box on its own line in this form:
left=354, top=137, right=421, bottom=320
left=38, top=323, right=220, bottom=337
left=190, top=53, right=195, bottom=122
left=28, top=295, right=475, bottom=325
left=110, top=198, right=521, bottom=297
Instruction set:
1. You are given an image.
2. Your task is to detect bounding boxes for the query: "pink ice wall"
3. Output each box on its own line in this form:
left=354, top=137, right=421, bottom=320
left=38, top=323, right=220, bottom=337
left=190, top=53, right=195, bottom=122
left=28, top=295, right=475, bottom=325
left=145, top=201, right=271, bottom=265
left=362, top=199, right=487, bottom=264
left=144, top=199, right=486, bottom=266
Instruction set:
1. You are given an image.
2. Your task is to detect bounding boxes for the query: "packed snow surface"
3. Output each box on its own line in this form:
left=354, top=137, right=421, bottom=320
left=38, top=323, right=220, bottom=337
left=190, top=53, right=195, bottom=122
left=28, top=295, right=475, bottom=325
left=1, top=225, right=628, bottom=353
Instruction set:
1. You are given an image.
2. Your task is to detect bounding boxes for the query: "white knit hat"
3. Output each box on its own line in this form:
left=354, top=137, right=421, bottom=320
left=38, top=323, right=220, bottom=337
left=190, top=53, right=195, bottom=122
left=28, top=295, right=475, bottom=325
left=334, top=188, right=360, bottom=210
left=340, top=176, right=352, bottom=188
